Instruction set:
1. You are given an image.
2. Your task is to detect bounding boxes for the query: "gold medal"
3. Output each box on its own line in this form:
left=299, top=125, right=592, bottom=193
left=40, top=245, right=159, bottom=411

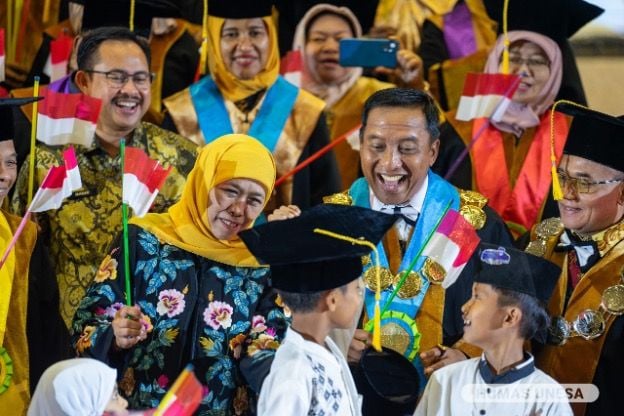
left=394, top=271, right=423, bottom=299
left=459, top=205, right=486, bottom=230
left=535, top=217, right=564, bottom=238
left=322, top=192, right=353, bottom=205
left=525, top=239, right=547, bottom=257
left=572, top=309, right=605, bottom=340
left=422, top=257, right=446, bottom=285
left=364, top=266, right=393, bottom=292
left=459, top=189, right=487, bottom=208
left=602, top=285, right=624, bottom=316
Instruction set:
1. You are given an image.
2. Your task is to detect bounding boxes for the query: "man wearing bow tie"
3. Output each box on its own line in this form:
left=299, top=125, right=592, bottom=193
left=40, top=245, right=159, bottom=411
left=528, top=104, right=624, bottom=416
left=321, top=88, right=513, bottom=406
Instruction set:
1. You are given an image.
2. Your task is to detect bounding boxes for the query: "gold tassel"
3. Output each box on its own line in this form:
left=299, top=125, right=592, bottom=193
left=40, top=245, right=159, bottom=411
left=199, top=0, right=208, bottom=75
left=501, top=0, right=510, bottom=74
left=551, top=163, right=563, bottom=200
left=129, top=0, right=135, bottom=32
left=313, top=228, right=382, bottom=351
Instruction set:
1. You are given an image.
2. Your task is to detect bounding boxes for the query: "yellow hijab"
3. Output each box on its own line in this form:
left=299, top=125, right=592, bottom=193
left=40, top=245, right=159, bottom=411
left=207, top=15, right=280, bottom=103
left=130, top=134, right=276, bottom=267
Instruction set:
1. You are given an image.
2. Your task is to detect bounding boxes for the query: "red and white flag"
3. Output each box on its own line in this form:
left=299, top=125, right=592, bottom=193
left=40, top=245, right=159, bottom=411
left=36, top=88, right=102, bottom=147
left=123, top=147, right=171, bottom=217
left=456, top=73, right=521, bottom=122
left=155, top=365, right=204, bottom=416
left=29, top=147, right=82, bottom=212
left=0, top=29, right=5, bottom=83
left=45, top=33, right=73, bottom=82
left=421, top=209, right=480, bottom=289
left=280, top=49, right=303, bottom=87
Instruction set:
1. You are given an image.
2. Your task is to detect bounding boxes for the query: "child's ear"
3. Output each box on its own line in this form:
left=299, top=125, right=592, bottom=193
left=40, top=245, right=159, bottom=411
left=504, top=306, right=523, bottom=328
left=325, top=289, right=340, bottom=312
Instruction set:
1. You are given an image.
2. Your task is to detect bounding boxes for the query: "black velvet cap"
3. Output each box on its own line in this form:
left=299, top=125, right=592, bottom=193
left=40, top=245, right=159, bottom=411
left=474, top=243, right=560, bottom=303
left=80, top=0, right=181, bottom=37
left=558, top=103, right=624, bottom=173
left=0, top=97, right=43, bottom=141
left=208, top=0, right=273, bottom=19
left=483, top=0, right=603, bottom=42
left=239, top=204, right=396, bottom=293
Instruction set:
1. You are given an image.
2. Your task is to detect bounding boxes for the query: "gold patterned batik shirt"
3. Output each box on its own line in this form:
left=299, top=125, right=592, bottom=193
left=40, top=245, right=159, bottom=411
left=11, top=122, right=197, bottom=327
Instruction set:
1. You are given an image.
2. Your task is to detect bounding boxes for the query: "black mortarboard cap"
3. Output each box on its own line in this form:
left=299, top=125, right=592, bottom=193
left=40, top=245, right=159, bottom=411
left=483, top=0, right=603, bottom=42
left=0, top=97, right=44, bottom=142
left=80, top=0, right=181, bottom=38
left=350, top=347, right=420, bottom=415
left=239, top=204, right=396, bottom=293
left=474, top=243, right=560, bottom=303
left=208, top=0, right=273, bottom=19
left=557, top=103, right=624, bottom=173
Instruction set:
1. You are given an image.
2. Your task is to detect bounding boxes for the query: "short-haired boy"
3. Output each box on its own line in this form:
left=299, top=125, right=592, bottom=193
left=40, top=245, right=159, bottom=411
left=414, top=244, right=573, bottom=416
left=241, top=204, right=396, bottom=416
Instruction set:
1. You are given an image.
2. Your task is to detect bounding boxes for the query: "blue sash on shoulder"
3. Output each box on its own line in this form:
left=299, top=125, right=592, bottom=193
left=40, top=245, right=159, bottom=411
left=189, top=76, right=299, bottom=152
left=349, top=171, right=460, bottom=389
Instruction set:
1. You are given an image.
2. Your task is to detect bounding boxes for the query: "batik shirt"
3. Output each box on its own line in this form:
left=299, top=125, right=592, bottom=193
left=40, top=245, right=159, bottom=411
left=11, top=122, right=197, bottom=326
left=72, top=226, right=288, bottom=415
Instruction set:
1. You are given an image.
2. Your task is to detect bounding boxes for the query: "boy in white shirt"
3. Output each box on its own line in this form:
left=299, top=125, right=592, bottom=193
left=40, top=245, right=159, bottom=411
left=241, top=204, right=396, bottom=416
left=415, top=244, right=573, bottom=416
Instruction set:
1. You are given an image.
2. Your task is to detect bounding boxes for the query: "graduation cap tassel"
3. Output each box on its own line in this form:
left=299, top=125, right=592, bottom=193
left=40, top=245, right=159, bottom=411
left=199, top=0, right=209, bottom=76
left=550, top=99, right=589, bottom=200
left=313, top=228, right=383, bottom=351
left=501, top=0, right=511, bottom=74
left=129, top=0, right=136, bottom=32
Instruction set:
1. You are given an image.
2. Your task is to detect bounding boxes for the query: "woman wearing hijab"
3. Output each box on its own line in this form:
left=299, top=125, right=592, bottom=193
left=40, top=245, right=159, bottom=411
left=446, top=31, right=568, bottom=239
left=163, top=0, right=340, bottom=213
left=28, top=358, right=127, bottom=416
left=292, top=3, right=470, bottom=190
left=71, top=134, right=288, bottom=413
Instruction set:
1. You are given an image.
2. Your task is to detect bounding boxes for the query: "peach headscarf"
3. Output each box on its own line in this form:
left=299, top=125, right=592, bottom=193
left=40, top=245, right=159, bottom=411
left=130, top=134, right=276, bottom=267
left=484, top=30, right=562, bottom=136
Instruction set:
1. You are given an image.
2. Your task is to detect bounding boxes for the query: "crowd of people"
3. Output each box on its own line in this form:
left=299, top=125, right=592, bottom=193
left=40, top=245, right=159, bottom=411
left=0, top=1, right=621, bottom=415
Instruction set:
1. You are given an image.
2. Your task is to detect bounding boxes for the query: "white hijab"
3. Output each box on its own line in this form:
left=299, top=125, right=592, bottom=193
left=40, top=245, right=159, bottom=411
left=28, top=358, right=117, bottom=416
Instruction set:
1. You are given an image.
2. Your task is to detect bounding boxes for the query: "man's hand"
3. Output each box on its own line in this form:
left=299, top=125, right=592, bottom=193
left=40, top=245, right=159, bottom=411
left=112, top=305, right=146, bottom=349
left=347, top=329, right=371, bottom=363
left=420, top=345, right=467, bottom=375
left=267, top=205, right=301, bottom=221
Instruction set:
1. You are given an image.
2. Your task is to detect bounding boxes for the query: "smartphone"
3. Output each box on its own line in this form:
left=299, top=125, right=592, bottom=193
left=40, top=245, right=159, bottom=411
left=339, top=38, right=398, bottom=68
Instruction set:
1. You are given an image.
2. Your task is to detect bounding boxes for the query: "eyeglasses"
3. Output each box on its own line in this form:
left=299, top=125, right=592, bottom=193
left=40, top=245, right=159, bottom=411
left=556, top=172, right=624, bottom=194
left=507, top=55, right=550, bottom=71
left=83, top=69, right=154, bottom=89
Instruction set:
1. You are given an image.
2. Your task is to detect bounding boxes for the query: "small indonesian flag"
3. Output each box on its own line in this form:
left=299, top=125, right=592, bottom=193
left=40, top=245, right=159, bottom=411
left=280, top=49, right=303, bottom=87
left=29, top=147, right=82, bottom=212
left=36, top=88, right=102, bottom=147
left=0, top=29, right=5, bottom=83
left=456, top=73, right=521, bottom=122
left=123, top=147, right=171, bottom=217
left=420, top=209, right=480, bottom=289
left=154, top=365, right=205, bottom=416
left=46, top=33, right=73, bottom=82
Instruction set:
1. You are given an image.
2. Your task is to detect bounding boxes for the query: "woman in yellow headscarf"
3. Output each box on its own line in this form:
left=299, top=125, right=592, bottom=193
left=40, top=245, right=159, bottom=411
left=163, top=0, right=340, bottom=214
left=71, top=134, right=288, bottom=414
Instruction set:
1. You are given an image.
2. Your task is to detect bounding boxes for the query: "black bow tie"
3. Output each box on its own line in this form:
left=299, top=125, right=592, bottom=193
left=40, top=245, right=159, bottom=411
left=555, top=230, right=600, bottom=272
left=381, top=205, right=419, bottom=227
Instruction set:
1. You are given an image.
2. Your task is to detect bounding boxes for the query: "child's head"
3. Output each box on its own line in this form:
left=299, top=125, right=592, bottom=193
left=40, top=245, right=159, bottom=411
left=28, top=358, right=128, bottom=416
left=240, top=204, right=395, bottom=328
left=461, top=244, right=560, bottom=349
left=278, top=278, right=364, bottom=329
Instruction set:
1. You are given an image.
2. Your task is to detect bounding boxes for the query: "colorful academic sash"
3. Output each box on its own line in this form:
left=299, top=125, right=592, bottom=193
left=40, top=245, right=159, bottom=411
left=189, top=75, right=299, bottom=152
left=471, top=111, right=568, bottom=235
left=349, top=172, right=460, bottom=387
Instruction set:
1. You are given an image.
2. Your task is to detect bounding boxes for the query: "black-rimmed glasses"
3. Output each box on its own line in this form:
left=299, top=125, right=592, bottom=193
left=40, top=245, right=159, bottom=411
left=83, top=69, right=154, bottom=89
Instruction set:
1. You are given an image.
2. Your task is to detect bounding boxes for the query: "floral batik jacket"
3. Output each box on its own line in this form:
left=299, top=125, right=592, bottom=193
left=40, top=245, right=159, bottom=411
left=71, top=225, right=289, bottom=415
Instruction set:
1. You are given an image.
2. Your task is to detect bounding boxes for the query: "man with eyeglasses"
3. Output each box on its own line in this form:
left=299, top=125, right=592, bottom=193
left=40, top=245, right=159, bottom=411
left=11, top=27, right=197, bottom=328
left=526, top=104, right=624, bottom=416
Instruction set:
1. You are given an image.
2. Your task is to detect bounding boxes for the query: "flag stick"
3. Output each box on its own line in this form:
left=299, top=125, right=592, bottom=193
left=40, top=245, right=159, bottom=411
left=444, top=75, right=522, bottom=181
left=364, top=200, right=452, bottom=332
left=27, top=76, right=40, bottom=206
left=120, top=139, right=132, bottom=306
left=0, top=211, right=31, bottom=270
left=274, top=125, right=360, bottom=187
